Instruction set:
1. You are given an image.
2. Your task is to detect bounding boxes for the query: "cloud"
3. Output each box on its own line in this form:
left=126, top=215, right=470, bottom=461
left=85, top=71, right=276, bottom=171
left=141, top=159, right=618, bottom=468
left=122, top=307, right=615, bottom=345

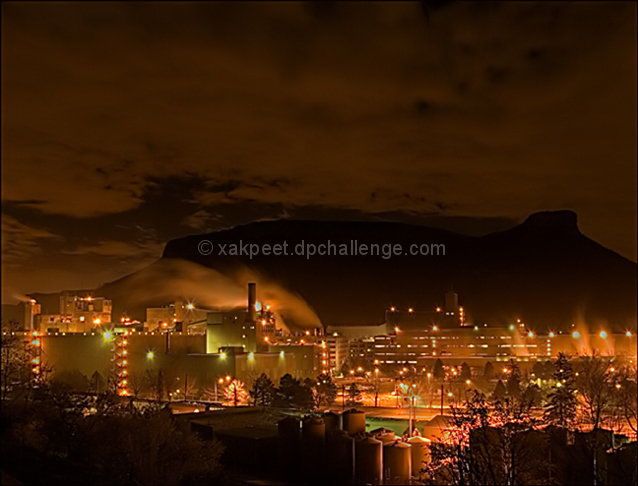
left=1, top=215, right=60, bottom=265
left=0, top=1, right=635, bottom=301
left=62, top=240, right=163, bottom=259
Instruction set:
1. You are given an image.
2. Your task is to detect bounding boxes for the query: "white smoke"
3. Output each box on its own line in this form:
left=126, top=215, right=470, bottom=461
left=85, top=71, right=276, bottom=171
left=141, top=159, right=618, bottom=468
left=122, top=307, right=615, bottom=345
left=97, top=258, right=322, bottom=329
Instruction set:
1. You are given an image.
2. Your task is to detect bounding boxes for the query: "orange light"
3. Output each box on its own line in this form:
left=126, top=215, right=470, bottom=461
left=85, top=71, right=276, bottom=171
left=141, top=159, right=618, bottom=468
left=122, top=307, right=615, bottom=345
left=408, top=308, right=414, bottom=313
left=435, top=307, right=441, bottom=312
left=390, top=306, right=396, bottom=312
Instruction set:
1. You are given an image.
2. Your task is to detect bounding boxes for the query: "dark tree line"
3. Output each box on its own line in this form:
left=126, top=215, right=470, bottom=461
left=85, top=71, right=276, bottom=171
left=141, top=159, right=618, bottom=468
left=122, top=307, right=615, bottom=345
left=249, top=372, right=337, bottom=410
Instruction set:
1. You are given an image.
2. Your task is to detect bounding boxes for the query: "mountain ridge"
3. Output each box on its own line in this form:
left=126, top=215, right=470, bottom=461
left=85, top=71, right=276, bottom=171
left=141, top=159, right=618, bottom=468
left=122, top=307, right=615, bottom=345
left=152, top=210, right=636, bottom=331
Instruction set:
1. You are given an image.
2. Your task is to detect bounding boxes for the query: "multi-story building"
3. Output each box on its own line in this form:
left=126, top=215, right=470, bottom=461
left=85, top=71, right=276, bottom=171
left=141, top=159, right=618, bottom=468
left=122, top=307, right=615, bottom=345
left=27, top=292, right=112, bottom=332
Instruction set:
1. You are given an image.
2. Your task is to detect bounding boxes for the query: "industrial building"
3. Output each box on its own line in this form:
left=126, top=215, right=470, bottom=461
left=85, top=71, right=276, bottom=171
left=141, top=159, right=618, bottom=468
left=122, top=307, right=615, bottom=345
left=3, top=283, right=319, bottom=396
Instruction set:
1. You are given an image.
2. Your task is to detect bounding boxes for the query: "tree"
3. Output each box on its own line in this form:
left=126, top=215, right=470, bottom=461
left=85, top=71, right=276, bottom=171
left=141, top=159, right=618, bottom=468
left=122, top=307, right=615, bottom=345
left=493, top=380, right=506, bottom=401
left=314, top=373, right=337, bottom=408
left=544, top=353, right=578, bottom=427
left=277, top=373, right=300, bottom=407
left=483, top=361, right=494, bottom=380
left=575, top=356, right=613, bottom=430
left=0, top=332, right=31, bottom=399
left=505, top=362, right=521, bottom=400
left=224, top=379, right=248, bottom=407
left=460, top=362, right=471, bottom=381
left=346, top=383, right=361, bottom=405
left=611, top=364, right=637, bottom=434
left=276, top=374, right=314, bottom=410
left=249, top=373, right=275, bottom=406
left=89, top=371, right=106, bottom=394
left=433, top=359, right=445, bottom=380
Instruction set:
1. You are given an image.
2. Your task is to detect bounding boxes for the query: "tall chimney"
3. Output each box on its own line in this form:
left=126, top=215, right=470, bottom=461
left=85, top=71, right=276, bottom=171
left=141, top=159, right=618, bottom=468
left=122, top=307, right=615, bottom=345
left=246, top=282, right=257, bottom=323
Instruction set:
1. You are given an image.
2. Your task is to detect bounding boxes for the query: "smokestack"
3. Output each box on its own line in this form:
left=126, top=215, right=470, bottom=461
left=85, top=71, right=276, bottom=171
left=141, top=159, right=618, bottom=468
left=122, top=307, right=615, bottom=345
left=246, top=282, right=256, bottom=323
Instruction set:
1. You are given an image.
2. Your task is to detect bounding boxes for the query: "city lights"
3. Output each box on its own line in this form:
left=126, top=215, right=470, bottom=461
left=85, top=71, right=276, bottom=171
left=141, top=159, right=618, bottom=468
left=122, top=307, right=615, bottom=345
left=600, top=330, right=608, bottom=339
left=146, top=350, right=154, bottom=360
left=572, top=331, right=581, bottom=339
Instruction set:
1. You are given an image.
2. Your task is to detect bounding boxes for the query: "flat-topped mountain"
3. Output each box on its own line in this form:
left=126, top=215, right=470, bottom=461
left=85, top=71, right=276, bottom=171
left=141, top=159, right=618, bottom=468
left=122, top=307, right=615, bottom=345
left=148, top=210, right=636, bottom=331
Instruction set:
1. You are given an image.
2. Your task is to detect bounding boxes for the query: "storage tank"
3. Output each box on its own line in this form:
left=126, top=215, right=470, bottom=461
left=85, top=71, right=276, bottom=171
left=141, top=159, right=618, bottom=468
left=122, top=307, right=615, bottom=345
left=302, top=416, right=326, bottom=444
left=343, top=409, right=366, bottom=435
left=327, top=429, right=355, bottom=483
left=302, top=416, right=326, bottom=476
left=408, top=436, right=431, bottom=478
left=355, top=436, right=383, bottom=485
left=324, top=411, right=342, bottom=433
left=278, top=416, right=301, bottom=475
left=383, top=441, right=411, bottom=485
left=370, top=427, right=396, bottom=445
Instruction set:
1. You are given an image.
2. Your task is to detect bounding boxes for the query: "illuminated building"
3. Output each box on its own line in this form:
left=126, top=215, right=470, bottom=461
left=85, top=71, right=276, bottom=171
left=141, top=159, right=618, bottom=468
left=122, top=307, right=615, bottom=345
left=21, top=292, right=112, bottom=332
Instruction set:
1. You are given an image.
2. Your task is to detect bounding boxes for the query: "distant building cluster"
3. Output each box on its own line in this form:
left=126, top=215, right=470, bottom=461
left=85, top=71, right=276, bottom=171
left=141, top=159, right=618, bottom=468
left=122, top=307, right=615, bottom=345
left=1, top=287, right=635, bottom=395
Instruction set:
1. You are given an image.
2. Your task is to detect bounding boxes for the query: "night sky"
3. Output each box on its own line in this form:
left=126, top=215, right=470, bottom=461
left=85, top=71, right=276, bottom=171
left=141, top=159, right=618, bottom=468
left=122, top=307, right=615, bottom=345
left=1, top=1, right=636, bottom=302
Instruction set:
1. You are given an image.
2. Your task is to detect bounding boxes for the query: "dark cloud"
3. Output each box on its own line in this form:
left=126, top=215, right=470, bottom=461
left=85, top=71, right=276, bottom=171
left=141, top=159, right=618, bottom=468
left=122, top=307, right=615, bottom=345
left=1, top=1, right=635, bottom=301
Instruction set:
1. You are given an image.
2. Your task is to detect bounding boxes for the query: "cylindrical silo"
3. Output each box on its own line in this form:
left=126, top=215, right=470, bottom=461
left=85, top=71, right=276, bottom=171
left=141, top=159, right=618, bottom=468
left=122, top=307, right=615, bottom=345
left=355, top=436, right=383, bottom=485
left=324, top=411, right=342, bottom=433
left=343, top=409, right=366, bottom=436
left=370, top=427, right=396, bottom=445
left=302, top=416, right=326, bottom=477
left=408, top=436, right=431, bottom=478
left=383, top=441, right=411, bottom=485
left=327, top=429, right=355, bottom=483
left=278, top=416, right=301, bottom=476
left=302, top=416, right=326, bottom=444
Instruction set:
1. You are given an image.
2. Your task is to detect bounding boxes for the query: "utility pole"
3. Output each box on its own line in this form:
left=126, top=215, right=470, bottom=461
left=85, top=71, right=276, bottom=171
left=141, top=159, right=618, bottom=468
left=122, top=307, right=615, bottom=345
left=342, top=384, right=345, bottom=411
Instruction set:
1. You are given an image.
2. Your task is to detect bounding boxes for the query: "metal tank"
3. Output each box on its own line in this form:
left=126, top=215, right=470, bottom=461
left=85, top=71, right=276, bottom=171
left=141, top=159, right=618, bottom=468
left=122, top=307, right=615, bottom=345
left=302, top=415, right=326, bottom=444
left=343, top=408, right=366, bottom=435
left=324, top=411, right=342, bottom=433
left=408, top=436, right=431, bottom=478
left=327, top=429, right=355, bottom=483
left=278, top=416, right=302, bottom=476
left=355, top=436, right=383, bottom=485
left=302, top=416, right=326, bottom=477
left=370, top=427, right=396, bottom=445
left=383, top=441, right=411, bottom=485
